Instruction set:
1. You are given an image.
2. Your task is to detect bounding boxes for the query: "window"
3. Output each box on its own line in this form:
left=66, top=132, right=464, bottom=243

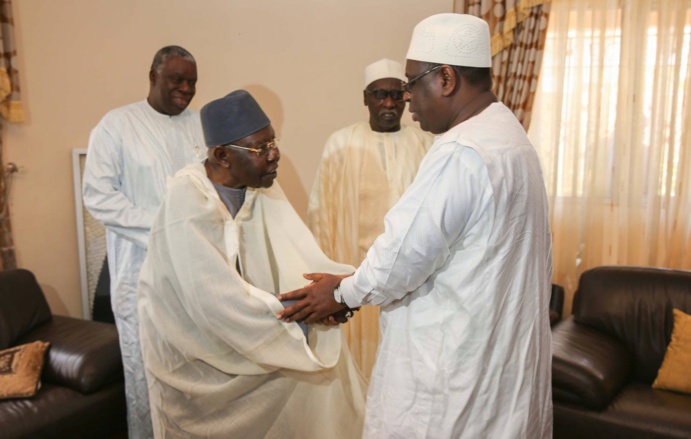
left=529, top=2, right=691, bottom=199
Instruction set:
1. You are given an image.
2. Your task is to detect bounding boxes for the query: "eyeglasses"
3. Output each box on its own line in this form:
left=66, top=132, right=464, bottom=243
left=365, top=88, right=405, bottom=102
left=402, top=65, right=442, bottom=93
left=224, top=138, right=279, bottom=158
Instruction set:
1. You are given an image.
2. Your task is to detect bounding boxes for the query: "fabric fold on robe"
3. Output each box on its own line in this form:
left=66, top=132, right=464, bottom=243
left=307, top=121, right=432, bottom=377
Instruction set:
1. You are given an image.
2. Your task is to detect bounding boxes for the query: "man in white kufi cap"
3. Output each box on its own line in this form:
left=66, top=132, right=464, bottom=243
left=307, top=58, right=433, bottom=378
left=279, top=13, right=553, bottom=439
left=138, top=90, right=367, bottom=438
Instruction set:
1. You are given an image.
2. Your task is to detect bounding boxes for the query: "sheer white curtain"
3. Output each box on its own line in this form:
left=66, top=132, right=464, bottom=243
left=528, top=0, right=691, bottom=315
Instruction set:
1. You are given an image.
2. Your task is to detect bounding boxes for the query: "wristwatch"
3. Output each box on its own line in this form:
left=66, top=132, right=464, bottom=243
left=334, top=283, right=346, bottom=306
left=334, top=283, right=355, bottom=319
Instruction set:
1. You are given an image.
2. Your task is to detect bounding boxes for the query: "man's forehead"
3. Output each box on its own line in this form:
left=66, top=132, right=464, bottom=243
left=236, top=125, right=275, bottom=146
left=366, top=77, right=403, bottom=90
left=404, top=59, right=424, bottom=77
left=162, top=56, right=196, bottom=72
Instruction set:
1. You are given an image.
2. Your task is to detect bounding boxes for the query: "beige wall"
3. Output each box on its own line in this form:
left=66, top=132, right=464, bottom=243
left=5, top=0, right=451, bottom=317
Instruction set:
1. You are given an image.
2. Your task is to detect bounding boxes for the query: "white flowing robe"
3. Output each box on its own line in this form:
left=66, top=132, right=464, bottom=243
left=82, top=100, right=204, bottom=439
left=307, top=122, right=432, bottom=377
left=138, top=163, right=367, bottom=439
left=339, top=103, right=553, bottom=439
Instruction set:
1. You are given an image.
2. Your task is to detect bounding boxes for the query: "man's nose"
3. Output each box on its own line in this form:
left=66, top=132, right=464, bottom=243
left=403, top=90, right=411, bottom=103
left=180, top=81, right=194, bottom=94
left=382, top=96, right=396, bottom=108
left=267, top=147, right=280, bottom=161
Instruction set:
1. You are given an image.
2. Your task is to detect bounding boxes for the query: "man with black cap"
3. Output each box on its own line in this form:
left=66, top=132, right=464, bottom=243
left=278, top=13, right=553, bottom=439
left=137, top=90, right=366, bottom=438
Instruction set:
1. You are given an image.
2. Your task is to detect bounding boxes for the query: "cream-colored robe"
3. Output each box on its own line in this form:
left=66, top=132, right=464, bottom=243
left=307, top=121, right=432, bottom=377
left=138, top=163, right=367, bottom=439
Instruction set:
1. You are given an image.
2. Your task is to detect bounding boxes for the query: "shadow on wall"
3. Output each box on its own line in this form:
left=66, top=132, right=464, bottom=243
left=243, top=84, right=308, bottom=219
left=38, top=283, right=68, bottom=316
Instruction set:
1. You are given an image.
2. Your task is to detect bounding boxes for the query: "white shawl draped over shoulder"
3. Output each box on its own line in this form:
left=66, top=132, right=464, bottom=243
left=138, top=163, right=366, bottom=439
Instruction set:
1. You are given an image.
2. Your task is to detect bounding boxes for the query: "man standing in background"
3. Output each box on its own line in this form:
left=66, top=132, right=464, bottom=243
left=82, top=45, right=203, bottom=439
left=307, top=58, right=432, bottom=377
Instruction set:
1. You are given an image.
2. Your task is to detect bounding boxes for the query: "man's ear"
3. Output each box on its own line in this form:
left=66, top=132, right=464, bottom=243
left=212, top=146, right=232, bottom=168
left=363, top=90, right=368, bottom=106
left=440, top=65, right=458, bottom=97
left=149, top=69, right=157, bottom=87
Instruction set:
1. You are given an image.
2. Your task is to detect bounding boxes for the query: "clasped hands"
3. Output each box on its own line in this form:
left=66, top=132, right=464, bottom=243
left=277, top=273, right=354, bottom=325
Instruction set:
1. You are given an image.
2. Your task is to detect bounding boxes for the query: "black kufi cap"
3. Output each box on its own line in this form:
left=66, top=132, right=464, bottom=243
left=201, top=90, right=271, bottom=147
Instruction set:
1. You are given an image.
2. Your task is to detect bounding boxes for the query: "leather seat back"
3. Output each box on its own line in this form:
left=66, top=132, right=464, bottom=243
left=0, top=268, right=52, bottom=349
left=573, top=266, right=691, bottom=384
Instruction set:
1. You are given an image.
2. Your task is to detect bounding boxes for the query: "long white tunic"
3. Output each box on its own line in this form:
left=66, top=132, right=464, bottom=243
left=340, top=103, right=553, bottom=439
left=138, top=163, right=367, bottom=439
left=82, top=100, right=204, bottom=439
left=307, top=122, right=432, bottom=377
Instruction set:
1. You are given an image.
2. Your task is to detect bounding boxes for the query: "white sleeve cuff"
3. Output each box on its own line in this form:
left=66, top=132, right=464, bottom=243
left=338, top=276, right=360, bottom=309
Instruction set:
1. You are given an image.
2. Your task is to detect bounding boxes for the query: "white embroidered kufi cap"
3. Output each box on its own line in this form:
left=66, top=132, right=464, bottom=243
left=406, top=13, right=492, bottom=68
left=364, top=58, right=406, bottom=88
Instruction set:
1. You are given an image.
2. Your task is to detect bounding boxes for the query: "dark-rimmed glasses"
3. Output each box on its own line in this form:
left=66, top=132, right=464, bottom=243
left=365, top=88, right=405, bottom=102
left=223, top=138, right=279, bottom=158
left=402, top=65, right=442, bottom=93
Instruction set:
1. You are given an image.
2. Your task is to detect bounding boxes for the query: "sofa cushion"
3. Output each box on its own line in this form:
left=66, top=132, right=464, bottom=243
left=653, top=309, right=691, bottom=394
left=0, top=341, right=50, bottom=399
left=573, top=266, right=691, bottom=383
left=552, top=317, right=632, bottom=410
left=0, top=381, right=127, bottom=439
left=554, top=382, right=691, bottom=439
left=0, top=270, right=52, bottom=350
left=16, top=316, right=123, bottom=394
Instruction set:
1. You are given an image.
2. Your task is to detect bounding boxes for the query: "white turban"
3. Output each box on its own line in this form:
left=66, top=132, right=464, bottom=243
left=406, top=13, right=492, bottom=68
left=364, top=58, right=406, bottom=88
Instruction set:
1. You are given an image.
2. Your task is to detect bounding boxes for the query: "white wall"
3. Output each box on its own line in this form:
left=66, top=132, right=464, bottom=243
left=5, top=0, right=451, bottom=317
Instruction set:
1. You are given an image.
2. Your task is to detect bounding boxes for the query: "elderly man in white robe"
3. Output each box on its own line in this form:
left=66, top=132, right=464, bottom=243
left=307, top=58, right=432, bottom=378
left=82, top=45, right=203, bottom=438
left=137, top=90, right=367, bottom=439
left=279, top=14, right=553, bottom=439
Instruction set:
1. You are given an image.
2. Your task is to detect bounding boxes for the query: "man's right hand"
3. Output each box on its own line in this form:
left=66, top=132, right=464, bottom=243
left=276, top=273, right=352, bottom=324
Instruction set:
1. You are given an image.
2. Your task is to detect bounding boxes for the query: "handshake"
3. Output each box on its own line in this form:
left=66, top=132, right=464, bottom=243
left=277, top=272, right=358, bottom=326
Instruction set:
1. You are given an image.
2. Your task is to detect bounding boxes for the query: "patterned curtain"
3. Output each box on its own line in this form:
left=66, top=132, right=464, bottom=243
left=0, top=0, right=24, bottom=270
left=454, top=0, right=552, bottom=129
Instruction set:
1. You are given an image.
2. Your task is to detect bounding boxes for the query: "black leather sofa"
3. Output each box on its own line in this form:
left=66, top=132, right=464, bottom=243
left=0, top=268, right=127, bottom=438
left=551, top=266, right=691, bottom=438
left=550, top=283, right=565, bottom=326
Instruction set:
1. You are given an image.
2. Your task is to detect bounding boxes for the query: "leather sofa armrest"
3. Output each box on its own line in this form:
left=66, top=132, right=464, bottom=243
left=549, top=309, right=560, bottom=326
left=17, top=315, right=123, bottom=394
left=552, top=316, right=632, bottom=410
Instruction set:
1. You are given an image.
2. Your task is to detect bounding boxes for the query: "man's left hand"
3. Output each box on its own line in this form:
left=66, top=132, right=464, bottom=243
left=277, top=273, right=351, bottom=324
